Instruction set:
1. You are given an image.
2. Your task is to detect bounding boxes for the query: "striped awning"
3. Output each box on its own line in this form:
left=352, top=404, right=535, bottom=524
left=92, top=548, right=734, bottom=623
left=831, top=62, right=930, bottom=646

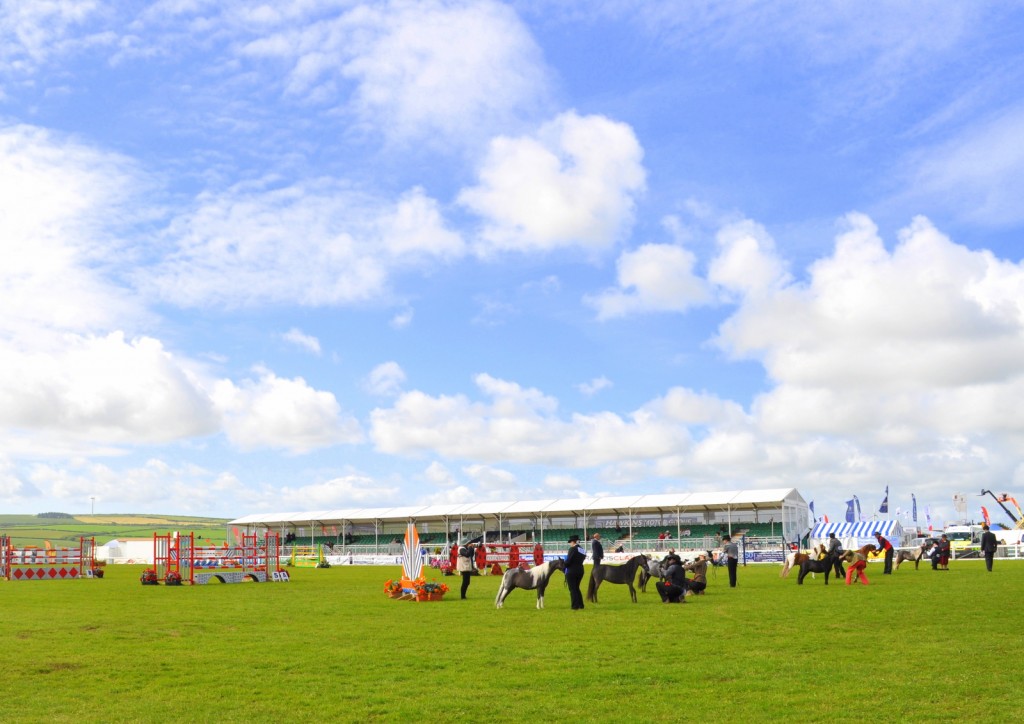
left=810, top=520, right=901, bottom=539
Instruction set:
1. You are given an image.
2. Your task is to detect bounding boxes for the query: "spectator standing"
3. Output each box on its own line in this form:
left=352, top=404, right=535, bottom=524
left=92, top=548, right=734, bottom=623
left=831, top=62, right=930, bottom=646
left=722, top=535, right=739, bottom=588
left=564, top=535, right=587, bottom=610
left=980, top=525, right=998, bottom=572
left=827, top=533, right=845, bottom=579
left=874, top=532, right=894, bottom=574
left=937, top=534, right=951, bottom=570
left=591, top=533, right=604, bottom=567
left=456, top=541, right=478, bottom=599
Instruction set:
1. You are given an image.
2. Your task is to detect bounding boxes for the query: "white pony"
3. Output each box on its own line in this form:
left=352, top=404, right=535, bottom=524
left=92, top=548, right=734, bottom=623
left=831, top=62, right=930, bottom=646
left=495, top=559, right=566, bottom=609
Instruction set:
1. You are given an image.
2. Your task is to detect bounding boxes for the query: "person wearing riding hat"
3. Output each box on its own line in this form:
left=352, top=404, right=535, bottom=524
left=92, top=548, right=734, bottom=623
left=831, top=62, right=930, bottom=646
left=722, top=535, right=739, bottom=588
left=564, top=535, right=587, bottom=610
left=655, top=553, right=687, bottom=603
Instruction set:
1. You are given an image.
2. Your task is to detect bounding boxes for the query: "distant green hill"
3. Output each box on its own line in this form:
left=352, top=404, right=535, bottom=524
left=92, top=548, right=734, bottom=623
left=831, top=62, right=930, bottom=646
left=0, top=514, right=231, bottom=548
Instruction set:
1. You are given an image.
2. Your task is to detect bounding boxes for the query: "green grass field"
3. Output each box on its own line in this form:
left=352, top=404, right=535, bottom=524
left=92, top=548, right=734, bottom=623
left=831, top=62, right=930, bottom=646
left=1, top=560, right=1020, bottom=723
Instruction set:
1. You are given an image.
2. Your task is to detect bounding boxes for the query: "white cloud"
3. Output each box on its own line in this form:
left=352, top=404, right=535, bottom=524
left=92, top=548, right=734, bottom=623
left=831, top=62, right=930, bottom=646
left=0, top=124, right=149, bottom=339
left=900, top=103, right=1024, bottom=226
left=144, top=179, right=462, bottom=308
left=365, top=361, right=406, bottom=398
left=238, top=0, right=550, bottom=145
left=424, top=460, right=457, bottom=487
left=390, top=307, right=414, bottom=329
left=577, top=376, right=612, bottom=397
left=277, top=474, right=399, bottom=508
left=586, top=243, right=710, bottom=319
left=370, top=373, right=689, bottom=467
left=28, top=458, right=233, bottom=514
left=0, top=0, right=102, bottom=74
left=283, top=328, right=321, bottom=355
left=459, top=111, right=646, bottom=255
left=708, top=219, right=790, bottom=299
left=0, top=332, right=218, bottom=446
left=0, top=455, right=37, bottom=499
left=462, top=463, right=517, bottom=492
left=213, top=368, right=363, bottom=452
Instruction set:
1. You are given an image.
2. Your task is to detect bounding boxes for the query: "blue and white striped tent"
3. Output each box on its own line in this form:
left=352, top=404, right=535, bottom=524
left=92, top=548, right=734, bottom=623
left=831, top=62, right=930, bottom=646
left=810, top=519, right=904, bottom=548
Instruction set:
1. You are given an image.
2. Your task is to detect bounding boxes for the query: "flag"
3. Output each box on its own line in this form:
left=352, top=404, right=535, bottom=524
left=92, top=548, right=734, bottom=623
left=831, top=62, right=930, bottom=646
left=809, top=500, right=815, bottom=522
left=845, top=498, right=855, bottom=523
left=982, top=506, right=991, bottom=526
left=912, top=494, right=918, bottom=522
left=824, top=514, right=829, bottom=523
left=854, top=495, right=862, bottom=521
left=879, top=486, right=889, bottom=514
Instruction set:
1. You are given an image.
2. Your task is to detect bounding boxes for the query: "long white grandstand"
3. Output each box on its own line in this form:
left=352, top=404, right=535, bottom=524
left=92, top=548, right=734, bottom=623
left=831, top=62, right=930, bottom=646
left=229, top=488, right=810, bottom=551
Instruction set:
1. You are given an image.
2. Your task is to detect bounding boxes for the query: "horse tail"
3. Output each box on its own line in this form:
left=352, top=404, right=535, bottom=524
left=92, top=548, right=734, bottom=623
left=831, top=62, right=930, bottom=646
left=586, top=571, right=598, bottom=603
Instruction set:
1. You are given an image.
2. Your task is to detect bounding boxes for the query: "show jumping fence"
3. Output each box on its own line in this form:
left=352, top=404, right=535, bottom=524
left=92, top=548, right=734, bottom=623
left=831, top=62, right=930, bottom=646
left=153, top=531, right=286, bottom=585
left=1, top=536, right=99, bottom=581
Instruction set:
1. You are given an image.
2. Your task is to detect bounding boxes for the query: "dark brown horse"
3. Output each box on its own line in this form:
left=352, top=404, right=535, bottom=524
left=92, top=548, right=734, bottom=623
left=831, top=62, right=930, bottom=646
left=586, top=554, right=648, bottom=603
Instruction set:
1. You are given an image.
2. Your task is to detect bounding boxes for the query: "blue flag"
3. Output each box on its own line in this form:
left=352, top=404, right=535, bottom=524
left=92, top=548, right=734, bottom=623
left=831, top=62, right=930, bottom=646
left=912, top=494, right=917, bottom=522
left=845, top=498, right=855, bottom=523
left=854, top=495, right=862, bottom=521
left=809, top=500, right=815, bottom=522
left=879, top=486, right=889, bottom=514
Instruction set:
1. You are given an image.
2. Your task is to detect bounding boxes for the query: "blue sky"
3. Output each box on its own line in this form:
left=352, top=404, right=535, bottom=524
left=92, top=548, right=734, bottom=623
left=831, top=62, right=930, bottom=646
left=2, top=1, right=1024, bottom=528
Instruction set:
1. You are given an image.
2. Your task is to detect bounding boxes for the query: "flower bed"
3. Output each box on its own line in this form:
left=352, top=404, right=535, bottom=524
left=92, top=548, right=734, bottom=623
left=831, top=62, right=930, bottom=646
left=384, top=577, right=449, bottom=601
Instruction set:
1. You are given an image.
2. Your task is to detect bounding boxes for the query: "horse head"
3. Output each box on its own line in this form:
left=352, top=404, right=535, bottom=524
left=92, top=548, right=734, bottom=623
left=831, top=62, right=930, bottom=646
left=550, top=557, right=566, bottom=572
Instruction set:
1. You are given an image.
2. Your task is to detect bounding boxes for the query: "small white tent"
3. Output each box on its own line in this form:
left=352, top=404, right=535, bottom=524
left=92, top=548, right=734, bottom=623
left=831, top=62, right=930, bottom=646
left=96, top=538, right=154, bottom=564
left=810, top=519, right=906, bottom=550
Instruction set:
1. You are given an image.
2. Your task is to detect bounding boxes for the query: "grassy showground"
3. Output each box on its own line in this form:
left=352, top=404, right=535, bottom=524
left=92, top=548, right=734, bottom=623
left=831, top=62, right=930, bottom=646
left=1, top=560, right=1020, bottom=723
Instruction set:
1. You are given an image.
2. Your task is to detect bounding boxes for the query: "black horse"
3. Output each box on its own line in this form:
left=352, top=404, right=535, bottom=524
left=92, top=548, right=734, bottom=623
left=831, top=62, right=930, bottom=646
left=797, top=551, right=836, bottom=585
left=494, top=558, right=565, bottom=609
left=586, top=554, right=648, bottom=603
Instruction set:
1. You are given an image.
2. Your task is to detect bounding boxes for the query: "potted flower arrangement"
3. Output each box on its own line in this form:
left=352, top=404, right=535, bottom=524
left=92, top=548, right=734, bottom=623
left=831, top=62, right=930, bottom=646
left=165, top=571, right=183, bottom=586
left=413, top=577, right=449, bottom=602
left=383, top=579, right=404, bottom=598
left=140, top=569, right=159, bottom=585
left=91, top=560, right=106, bottom=579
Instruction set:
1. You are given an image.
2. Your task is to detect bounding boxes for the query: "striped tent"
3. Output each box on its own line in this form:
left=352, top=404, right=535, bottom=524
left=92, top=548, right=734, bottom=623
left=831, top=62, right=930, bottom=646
left=810, top=519, right=904, bottom=547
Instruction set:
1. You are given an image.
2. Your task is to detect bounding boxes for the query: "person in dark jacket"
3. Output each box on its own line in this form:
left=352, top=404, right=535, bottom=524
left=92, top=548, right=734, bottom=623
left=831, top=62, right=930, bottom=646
left=827, top=533, right=845, bottom=578
left=874, top=532, right=894, bottom=574
left=937, top=535, right=951, bottom=569
left=564, top=535, right=587, bottom=610
left=591, top=533, right=604, bottom=567
left=722, top=535, right=739, bottom=588
left=456, top=541, right=480, bottom=599
left=980, top=525, right=998, bottom=572
left=655, top=554, right=688, bottom=603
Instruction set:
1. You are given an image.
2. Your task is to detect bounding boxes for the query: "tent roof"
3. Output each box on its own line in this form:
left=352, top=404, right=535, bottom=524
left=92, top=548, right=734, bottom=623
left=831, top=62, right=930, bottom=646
left=228, top=488, right=807, bottom=527
left=810, top=520, right=903, bottom=538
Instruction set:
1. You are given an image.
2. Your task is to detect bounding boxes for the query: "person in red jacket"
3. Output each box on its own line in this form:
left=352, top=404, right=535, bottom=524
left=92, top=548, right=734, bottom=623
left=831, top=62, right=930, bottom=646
left=874, top=532, right=894, bottom=575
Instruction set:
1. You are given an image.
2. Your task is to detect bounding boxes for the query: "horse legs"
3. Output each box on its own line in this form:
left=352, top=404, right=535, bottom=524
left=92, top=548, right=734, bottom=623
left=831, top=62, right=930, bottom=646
left=586, top=573, right=599, bottom=603
left=628, top=582, right=637, bottom=603
left=495, top=584, right=507, bottom=609
left=639, top=569, right=649, bottom=592
left=797, top=565, right=806, bottom=585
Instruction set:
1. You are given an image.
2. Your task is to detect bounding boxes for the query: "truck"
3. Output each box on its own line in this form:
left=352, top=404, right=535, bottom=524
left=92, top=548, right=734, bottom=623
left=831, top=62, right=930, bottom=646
left=942, top=524, right=983, bottom=552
